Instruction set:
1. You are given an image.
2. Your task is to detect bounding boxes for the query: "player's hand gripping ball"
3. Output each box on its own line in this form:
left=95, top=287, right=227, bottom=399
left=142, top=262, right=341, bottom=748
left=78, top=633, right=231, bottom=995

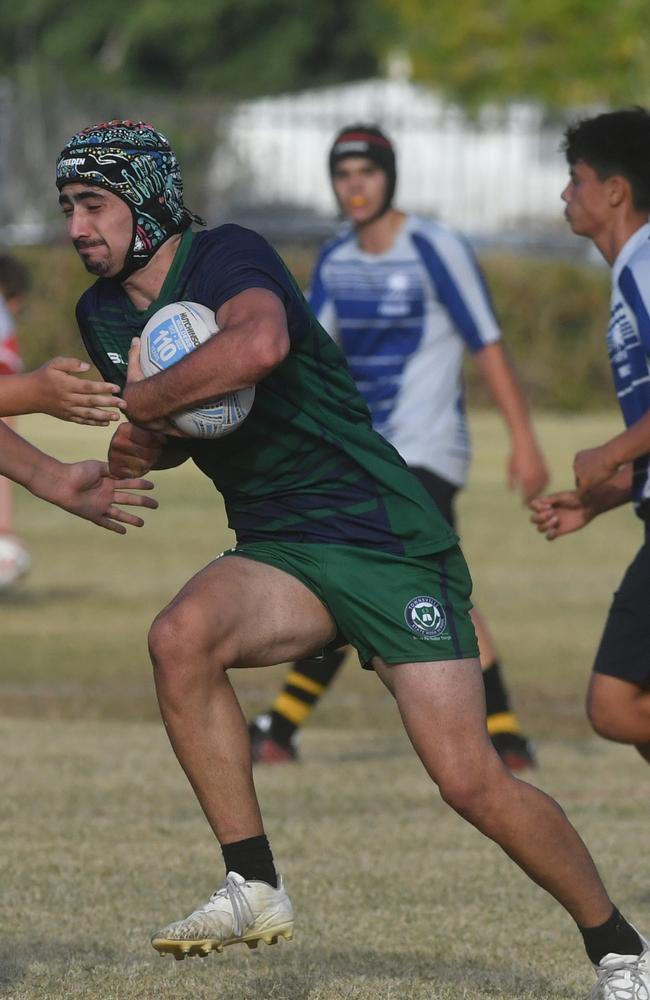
left=139, top=302, right=255, bottom=438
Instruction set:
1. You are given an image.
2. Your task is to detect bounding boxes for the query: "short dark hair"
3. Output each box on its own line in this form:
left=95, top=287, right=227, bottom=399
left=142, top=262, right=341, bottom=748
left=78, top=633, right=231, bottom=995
left=562, top=107, right=650, bottom=212
left=0, top=254, right=30, bottom=300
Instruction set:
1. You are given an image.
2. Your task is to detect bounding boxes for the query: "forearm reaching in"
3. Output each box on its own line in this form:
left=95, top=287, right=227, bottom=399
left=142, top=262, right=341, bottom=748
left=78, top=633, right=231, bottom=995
left=0, top=420, right=157, bottom=533
left=573, top=410, right=650, bottom=495
left=0, top=356, right=126, bottom=425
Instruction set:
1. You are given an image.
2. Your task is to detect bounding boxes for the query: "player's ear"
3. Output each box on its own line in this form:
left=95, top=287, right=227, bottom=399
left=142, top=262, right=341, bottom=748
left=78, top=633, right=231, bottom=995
left=607, top=175, right=630, bottom=208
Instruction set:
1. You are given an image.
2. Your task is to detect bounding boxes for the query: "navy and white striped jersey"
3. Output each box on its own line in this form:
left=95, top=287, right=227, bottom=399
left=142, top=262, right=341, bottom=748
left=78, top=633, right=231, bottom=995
left=308, top=215, right=501, bottom=486
left=608, top=222, right=650, bottom=514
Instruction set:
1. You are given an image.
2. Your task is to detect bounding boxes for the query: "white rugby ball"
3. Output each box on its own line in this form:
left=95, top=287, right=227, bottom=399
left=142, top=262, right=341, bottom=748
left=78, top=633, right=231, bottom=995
left=0, top=535, right=31, bottom=592
left=139, top=301, right=255, bottom=438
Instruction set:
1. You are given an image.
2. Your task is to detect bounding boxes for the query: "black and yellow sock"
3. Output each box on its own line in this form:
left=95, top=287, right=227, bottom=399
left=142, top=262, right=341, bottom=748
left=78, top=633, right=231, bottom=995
left=266, top=648, right=347, bottom=746
left=483, top=660, right=522, bottom=737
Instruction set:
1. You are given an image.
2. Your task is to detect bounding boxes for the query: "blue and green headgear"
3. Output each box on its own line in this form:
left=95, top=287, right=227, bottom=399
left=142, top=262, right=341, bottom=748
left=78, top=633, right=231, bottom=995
left=56, top=119, right=204, bottom=280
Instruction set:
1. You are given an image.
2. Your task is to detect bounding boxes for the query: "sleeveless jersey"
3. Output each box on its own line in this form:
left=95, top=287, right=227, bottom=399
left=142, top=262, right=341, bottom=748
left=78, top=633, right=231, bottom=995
left=76, top=225, right=457, bottom=555
left=308, top=215, right=502, bottom=486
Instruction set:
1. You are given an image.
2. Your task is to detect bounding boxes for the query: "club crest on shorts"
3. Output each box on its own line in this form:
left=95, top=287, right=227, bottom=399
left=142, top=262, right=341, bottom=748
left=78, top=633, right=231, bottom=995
left=404, top=596, right=447, bottom=639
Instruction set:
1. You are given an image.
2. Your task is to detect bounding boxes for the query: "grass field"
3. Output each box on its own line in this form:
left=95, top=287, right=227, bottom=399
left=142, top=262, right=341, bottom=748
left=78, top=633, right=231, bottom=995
left=1, top=411, right=648, bottom=1000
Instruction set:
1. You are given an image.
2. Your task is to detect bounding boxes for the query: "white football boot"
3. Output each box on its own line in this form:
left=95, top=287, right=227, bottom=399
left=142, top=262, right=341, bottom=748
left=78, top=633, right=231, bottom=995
left=151, top=872, right=294, bottom=960
left=587, top=936, right=650, bottom=999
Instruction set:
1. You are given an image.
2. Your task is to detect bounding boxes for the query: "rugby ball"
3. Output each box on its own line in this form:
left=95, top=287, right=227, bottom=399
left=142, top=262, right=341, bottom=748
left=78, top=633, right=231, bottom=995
left=139, top=301, right=255, bottom=438
left=0, top=535, right=31, bottom=592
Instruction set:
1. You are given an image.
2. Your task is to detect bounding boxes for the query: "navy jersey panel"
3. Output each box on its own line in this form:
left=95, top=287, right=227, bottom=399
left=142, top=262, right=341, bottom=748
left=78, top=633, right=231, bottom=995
left=75, top=225, right=457, bottom=556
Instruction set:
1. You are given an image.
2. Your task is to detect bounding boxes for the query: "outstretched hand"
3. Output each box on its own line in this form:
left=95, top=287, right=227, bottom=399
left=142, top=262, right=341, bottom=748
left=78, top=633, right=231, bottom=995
left=53, top=460, right=158, bottom=533
left=529, top=490, right=594, bottom=541
left=34, top=356, right=126, bottom=425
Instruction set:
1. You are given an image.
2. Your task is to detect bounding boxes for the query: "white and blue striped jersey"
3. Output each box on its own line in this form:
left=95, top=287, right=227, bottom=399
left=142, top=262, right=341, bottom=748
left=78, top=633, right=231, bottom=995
left=608, top=222, right=650, bottom=515
left=308, top=215, right=501, bottom=486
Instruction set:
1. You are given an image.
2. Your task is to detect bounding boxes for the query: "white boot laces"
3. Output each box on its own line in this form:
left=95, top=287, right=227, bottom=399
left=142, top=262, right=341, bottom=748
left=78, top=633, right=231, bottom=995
left=204, top=874, right=254, bottom=938
left=587, top=954, right=650, bottom=1000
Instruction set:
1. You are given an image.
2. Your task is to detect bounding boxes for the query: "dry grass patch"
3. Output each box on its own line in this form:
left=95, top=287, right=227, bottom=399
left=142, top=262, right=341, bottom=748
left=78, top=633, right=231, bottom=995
left=2, top=411, right=648, bottom=999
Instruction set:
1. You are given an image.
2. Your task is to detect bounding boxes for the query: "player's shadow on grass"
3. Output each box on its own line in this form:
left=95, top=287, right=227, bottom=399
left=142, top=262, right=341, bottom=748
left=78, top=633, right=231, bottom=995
left=330, top=744, right=412, bottom=763
left=243, top=946, right=563, bottom=999
left=311, top=739, right=412, bottom=765
left=0, top=940, right=120, bottom=995
left=0, top=939, right=567, bottom=999
left=0, top=583, right=104, bottom=605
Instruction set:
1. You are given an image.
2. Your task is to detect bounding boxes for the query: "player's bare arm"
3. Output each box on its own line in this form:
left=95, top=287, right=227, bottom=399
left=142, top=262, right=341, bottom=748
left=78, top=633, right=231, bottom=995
left=0, top=419, right=157, bottom=533
left=530, top=465, right=633, bottom=540
left=574, top=409, right=650, bottom=495
left=0, top=356, right=126, bottom=425
left=123, top=288, right=289, bottom=426
left=473, top=341, right=549, bottom=501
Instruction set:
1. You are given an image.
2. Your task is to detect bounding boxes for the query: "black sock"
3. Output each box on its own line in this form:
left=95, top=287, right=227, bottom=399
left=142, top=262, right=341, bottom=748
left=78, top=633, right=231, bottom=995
left=579, top=906, right=643, bottom=965
left=268, top=647, right=347, bottom=745
left=482, top=660, right=512, bottom=717
left=269, top=709, right=298, bottom=747
left=221, top=834, right=277, bottom=888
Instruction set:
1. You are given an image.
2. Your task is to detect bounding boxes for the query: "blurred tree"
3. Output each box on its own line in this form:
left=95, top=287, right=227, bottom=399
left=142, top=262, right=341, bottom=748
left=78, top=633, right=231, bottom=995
left=380, top=0, right=650, bottom=109
left=0, top=0, right=395, bottom=97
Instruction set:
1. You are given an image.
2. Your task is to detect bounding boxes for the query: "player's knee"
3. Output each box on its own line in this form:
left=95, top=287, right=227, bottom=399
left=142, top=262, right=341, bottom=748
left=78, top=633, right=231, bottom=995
left=148, top=601, right=221, bottom=692
left=437, top=764, right=498, bottom=821
left=149, top=605, right=181, bottom=664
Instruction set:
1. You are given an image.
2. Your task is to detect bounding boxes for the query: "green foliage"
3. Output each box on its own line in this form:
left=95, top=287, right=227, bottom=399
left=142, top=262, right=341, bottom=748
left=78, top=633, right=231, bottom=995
left=478, top=253, right=613, bottom=411
left=3, top=0, right=647, bottom=110
left=13, top=245, right=95, bottom=368
left=3, top=411, right=646, bottom=999
left=381, top=0, right=650, bottom=109
left=0, top=0, right=394, bottom=99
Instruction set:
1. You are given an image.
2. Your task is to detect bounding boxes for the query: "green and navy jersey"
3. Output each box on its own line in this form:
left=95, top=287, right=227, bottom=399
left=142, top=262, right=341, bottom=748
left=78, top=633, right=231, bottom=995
left=76, top=225, right=457, bottom=555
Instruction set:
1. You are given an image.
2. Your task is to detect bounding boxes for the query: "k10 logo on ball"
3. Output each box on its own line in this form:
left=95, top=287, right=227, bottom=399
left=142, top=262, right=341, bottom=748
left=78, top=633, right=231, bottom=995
left=144, top=308, right=201, bottom=372
left=404, top=595, right=448, bottom=639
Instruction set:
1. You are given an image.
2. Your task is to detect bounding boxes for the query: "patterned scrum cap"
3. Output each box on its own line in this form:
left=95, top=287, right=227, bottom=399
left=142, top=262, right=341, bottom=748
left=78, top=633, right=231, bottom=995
left=56, top=120, right=204, bottom=278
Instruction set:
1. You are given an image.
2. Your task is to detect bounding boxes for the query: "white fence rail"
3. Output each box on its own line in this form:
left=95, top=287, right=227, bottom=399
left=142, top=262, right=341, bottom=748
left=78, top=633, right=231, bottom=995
left=209, top=78, right=574, bottom=239
left=0, top=76, right=580, bottom=249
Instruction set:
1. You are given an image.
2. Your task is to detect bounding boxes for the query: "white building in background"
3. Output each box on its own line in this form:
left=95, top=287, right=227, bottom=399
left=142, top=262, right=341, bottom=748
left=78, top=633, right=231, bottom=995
left=209, top=78, right=572, bottom=241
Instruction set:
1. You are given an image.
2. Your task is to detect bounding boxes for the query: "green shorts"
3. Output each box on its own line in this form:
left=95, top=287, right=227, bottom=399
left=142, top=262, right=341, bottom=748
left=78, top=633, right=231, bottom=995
left=220, top=541, right=478, bottom=669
